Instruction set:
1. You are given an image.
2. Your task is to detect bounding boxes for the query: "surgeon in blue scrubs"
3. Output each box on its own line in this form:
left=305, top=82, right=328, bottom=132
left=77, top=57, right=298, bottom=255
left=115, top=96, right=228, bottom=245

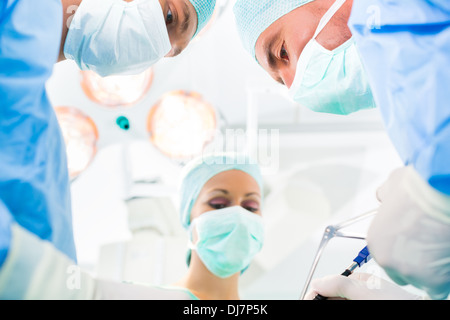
left=349, top=0, right=450, bottom=301
left=0, top=0, right=76, bottom=267
left=233, top=0, right=450, bottom=299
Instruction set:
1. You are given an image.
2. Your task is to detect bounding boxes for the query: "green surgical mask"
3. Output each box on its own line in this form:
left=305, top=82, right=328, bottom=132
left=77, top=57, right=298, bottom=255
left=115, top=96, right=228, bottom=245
left=188, top=206, right=264, bottom=278
left=288, top=0, right=376, bottom=115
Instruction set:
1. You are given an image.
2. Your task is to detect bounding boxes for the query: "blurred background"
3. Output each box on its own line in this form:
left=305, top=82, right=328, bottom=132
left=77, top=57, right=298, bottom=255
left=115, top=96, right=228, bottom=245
left=46, top=0, right=412, bottom=299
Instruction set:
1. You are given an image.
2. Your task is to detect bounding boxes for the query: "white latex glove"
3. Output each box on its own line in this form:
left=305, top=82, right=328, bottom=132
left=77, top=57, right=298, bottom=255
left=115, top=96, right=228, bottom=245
left=0, top=223, right=193, bottom=300
left=367, top=166, right=450, bottom=300
left=304, top=273, right=423, bottom=300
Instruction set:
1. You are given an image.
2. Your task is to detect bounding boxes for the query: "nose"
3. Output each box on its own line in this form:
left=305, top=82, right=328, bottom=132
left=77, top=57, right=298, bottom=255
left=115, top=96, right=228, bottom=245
left=165, top=38, right=191, bottom=57
left=165, top=46, right=183, bottom=58
left=280, top=66, right=297, bottom=88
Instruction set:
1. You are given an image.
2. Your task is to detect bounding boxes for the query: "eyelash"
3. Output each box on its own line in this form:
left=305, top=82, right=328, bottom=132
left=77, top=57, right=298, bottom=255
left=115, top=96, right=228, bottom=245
left=245, top=207, right=259, bottom=213
left=209, top=203, right=226, bottom=210
left=242, top=200, right=259, bottom=213
left=208, top=200, right=259, bottom=213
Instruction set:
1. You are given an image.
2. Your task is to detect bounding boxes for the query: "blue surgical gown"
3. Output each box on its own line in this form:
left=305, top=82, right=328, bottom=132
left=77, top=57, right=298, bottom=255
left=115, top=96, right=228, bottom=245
left=0, top=0, right=76, bottom=266
left=349, top=0, right=450, bottom=195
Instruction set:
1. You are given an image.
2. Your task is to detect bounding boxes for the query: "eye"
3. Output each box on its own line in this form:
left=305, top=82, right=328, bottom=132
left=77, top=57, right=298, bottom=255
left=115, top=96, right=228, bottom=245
left=241, top=200, right=260, bottom=213
left=208, top=197, right=230, bottom=210
left=210, top=203, right=227, bottom=210
left=166, top=8, right=174, bottom=25
left=280, top=45, right=289, bottom=61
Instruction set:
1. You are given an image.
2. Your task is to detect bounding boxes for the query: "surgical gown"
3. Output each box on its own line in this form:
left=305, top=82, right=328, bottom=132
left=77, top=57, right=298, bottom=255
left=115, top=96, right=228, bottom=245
left=0, top=0, right=76, bottom=267
left=348, top=0, right=450, bottom=195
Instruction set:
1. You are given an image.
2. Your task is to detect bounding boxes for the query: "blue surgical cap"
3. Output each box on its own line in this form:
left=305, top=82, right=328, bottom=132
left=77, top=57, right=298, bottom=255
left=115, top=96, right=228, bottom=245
left=189, top=0, right=217, bottom=38
left=233, top=0, right=315, bottom=60
left=178, top=153, right=264, bottom=229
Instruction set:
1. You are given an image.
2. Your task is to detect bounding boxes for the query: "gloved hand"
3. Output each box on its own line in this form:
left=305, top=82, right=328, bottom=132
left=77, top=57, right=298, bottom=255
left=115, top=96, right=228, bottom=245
left=304, top=273, right=423, bottom=300
left=367, top=166, right=450, bottom=300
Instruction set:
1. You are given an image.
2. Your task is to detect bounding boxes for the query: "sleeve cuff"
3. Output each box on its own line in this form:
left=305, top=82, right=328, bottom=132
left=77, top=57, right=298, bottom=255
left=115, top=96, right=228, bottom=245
left=0, top=199, right=12, bottom=268
left=404, top=166, right=450, bottom=225
left=0, top=223, right=96, bottom=299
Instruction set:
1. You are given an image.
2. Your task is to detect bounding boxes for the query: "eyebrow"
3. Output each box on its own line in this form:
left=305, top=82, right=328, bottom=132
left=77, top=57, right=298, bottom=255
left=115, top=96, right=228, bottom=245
left=208, top=189, right=229, bottom=196
left=180, top=1, right=192, bottom=34
left=209, top=189, right=261, bottom=198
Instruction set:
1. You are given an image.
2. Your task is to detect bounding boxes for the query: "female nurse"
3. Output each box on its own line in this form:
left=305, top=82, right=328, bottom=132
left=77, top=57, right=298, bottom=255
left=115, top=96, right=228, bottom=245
left=0, top=153, right=265, bottom=300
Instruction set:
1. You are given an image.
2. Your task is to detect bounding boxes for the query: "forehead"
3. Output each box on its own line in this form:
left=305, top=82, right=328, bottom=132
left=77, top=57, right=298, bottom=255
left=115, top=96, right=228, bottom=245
left=201, top=170, right=260, bottom=195
left=234, top=0, right=315, bottom=60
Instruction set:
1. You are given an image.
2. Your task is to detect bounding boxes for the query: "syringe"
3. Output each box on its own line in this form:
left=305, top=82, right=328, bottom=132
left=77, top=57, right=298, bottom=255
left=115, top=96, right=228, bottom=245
left=313, top=246, right=372, bottom=300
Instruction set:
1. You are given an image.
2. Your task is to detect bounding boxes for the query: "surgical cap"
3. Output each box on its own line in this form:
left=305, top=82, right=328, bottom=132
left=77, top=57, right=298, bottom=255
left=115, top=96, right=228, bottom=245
left=233, top=0, right=315, bottom=60
left=189, top=0, right=217, bottom=38
left=178, top=153, right=264, bottom=229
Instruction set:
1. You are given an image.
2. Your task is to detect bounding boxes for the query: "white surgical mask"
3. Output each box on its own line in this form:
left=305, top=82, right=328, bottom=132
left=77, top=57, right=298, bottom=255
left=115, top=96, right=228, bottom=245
left=288, top=0, right=376, bottom=115
left=64, top=0, right=171, bottom=77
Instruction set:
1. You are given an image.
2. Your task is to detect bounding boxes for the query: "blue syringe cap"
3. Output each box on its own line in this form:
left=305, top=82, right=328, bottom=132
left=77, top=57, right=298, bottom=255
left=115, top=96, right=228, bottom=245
left=353, top=246, right=371, bottom=267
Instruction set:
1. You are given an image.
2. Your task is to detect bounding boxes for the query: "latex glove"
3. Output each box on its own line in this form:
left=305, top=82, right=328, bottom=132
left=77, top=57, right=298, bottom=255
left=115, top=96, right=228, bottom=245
left=304, top=273, right=424, bottom=300
left=0, top=223, right=192, bottom=300
left=367, top=166, right=450, bottom=300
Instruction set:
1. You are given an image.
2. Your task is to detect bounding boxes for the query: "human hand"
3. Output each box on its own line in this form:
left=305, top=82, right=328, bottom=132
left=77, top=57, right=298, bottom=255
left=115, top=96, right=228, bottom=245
left=304, top=273, right=423, bottom=300
left=367, top=166, right=450, bottom=300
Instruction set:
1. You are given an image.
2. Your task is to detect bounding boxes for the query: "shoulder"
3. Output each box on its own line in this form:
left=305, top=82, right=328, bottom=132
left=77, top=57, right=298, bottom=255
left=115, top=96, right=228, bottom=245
left=126, top=282, right=200, bottom=300
left=0, top=0, right=63, bottom=80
